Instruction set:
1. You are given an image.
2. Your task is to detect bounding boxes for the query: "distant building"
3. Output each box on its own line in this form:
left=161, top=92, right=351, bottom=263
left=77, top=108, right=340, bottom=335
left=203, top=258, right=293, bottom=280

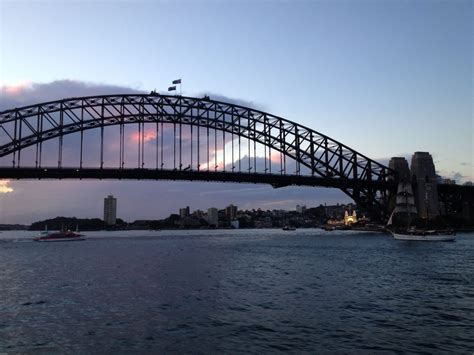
left=180, top=206, right=190, bottom=219
left=344, top=210, right=357, bottom=225
left=326, top=213, right=350, bottom=226
left=207, top=207, right=219, bottom=227
left=225, top=204, right=238, bottom=219
left=443, top=179, right=456, bottom=185
left=230, top=220, right=240, bottom=229
left=325, top=203, right=354, bottom=220
left=296, top=205, right=306, bottom=213
left=104, top=195, right=117, bottom=225
left=192, top=209, right=205, bottom=218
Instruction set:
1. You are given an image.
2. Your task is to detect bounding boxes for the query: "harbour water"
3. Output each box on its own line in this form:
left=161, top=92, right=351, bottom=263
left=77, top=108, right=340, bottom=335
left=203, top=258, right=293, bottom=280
left=1, top=229, right=473, bottom=353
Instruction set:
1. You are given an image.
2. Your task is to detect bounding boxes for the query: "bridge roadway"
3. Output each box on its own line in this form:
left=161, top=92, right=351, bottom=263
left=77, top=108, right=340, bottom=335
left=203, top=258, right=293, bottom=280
left=0, top=167, right=397, bottom=191
left=3, top=167, right=469, bottom=199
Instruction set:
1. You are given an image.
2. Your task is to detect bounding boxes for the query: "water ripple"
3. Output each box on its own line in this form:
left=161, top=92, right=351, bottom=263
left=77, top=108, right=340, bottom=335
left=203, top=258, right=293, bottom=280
left=0, top=230, right=473, bottom=353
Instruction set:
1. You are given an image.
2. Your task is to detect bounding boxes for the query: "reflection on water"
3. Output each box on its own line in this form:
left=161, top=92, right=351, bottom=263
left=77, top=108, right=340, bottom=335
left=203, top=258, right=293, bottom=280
left=1, top=229, right=473, bottom=352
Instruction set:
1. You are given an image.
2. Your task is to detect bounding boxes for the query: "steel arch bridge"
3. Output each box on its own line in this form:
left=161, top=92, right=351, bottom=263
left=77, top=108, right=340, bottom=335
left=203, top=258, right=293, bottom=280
left=0, top=93, right=397, bottom=216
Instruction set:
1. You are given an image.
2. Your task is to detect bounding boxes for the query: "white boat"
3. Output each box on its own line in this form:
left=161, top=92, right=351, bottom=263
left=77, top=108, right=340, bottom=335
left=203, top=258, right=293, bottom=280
left=391, top=230, right=456, bottom=242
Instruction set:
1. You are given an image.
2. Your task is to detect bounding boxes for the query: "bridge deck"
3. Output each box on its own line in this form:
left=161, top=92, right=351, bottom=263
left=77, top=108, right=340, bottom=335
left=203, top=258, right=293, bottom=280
left=0, top=167, right=396, bottom=190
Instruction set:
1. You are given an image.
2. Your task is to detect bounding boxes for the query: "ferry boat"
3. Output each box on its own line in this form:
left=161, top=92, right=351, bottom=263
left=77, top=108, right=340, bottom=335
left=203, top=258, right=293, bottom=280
left=34, top=225, right=85, bottom=242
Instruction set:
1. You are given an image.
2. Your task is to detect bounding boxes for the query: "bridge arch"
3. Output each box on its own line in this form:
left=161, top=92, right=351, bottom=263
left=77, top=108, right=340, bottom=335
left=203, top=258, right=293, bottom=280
left=0, top=94, right=396, bottom=214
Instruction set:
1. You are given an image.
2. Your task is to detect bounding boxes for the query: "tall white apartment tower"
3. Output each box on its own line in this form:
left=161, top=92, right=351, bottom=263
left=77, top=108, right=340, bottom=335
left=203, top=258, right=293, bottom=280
left=104, top=195, right=117, bottom=225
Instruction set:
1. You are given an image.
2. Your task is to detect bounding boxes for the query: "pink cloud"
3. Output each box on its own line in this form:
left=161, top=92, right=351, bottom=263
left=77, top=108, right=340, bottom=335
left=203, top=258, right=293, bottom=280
left=129, top=129, right=157, bottom=143
left=269, top=151, right=282, bottom=163
left=0, top=180, right=14, bottom=193
left=1, top=81, right=32, bottom=96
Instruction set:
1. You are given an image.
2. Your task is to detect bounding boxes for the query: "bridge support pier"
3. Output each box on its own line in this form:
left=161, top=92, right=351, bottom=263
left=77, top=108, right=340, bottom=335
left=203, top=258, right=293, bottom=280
left=389, top=153, right=441, bottom=222
left=411, top=152, right=440, bottom=220
left=388, top=157, right=411, bottom=216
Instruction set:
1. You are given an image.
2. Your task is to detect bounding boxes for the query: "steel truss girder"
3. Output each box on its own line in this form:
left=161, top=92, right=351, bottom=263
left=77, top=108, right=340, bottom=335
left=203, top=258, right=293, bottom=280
left=0, top=94, right=396, bottom=211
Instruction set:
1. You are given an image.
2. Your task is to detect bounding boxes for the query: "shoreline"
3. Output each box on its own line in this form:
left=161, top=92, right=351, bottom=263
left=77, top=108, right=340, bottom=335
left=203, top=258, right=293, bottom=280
left=17, top=226, right=474, bottom=233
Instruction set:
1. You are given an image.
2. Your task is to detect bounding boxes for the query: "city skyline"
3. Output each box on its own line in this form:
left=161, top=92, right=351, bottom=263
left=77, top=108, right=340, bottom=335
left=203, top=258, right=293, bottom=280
left=18, top=196, right=355, bottom=225
left=0, top=0, right=472, bottom=224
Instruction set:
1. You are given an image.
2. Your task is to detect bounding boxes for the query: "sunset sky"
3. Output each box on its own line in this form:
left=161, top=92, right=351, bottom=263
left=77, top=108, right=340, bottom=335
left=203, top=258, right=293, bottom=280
left=0, top=0, right=472, bottom=224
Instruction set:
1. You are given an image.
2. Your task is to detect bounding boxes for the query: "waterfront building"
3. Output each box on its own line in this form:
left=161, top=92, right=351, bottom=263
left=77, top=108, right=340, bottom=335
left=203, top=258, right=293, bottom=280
left=103, top=195, right=117, bottom=225
left=230, top=220, right=240, bottom=229
left=344, top=210, right=357, bottom=225
left=326, top=211, right=354, bottom=227
left=325, top=203, right=355, bottom=220
left=180, top=206, right=190, bottom=219
left=225, top=204, right=238, bottom=219
left=207, top=207, right=219, bottom=227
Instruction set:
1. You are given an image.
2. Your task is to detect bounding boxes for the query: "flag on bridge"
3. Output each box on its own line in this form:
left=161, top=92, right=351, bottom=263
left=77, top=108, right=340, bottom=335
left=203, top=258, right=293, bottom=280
left=172, top=79, right=181, bottom=85
left=168, top=86, right=176, bottom=91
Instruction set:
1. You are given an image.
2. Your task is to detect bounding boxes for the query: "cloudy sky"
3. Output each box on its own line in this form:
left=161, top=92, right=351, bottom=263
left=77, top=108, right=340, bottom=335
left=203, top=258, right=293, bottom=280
left=0, top=0, right=472, bottom=224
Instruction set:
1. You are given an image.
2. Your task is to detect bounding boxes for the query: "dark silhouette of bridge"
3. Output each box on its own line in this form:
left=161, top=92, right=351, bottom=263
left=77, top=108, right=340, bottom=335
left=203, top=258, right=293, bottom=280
left=0, top=93, right=442, bottom=217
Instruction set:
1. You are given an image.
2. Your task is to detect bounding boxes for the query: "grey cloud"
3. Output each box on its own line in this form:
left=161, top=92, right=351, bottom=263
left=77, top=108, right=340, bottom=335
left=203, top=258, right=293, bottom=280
left=0, top=80, right=263, bottom=112
left=452, top=172, right=464, bottom=181
left=195, top=92, right=263, bottom=112
left=0, top=80, right=143, bottom=110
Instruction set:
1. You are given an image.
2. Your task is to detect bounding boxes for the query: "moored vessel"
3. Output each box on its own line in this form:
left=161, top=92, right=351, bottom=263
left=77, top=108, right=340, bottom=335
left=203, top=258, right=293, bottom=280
left=391, top=229, right=456, bottom=242
left=387, top=182, right=456, bottom=242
